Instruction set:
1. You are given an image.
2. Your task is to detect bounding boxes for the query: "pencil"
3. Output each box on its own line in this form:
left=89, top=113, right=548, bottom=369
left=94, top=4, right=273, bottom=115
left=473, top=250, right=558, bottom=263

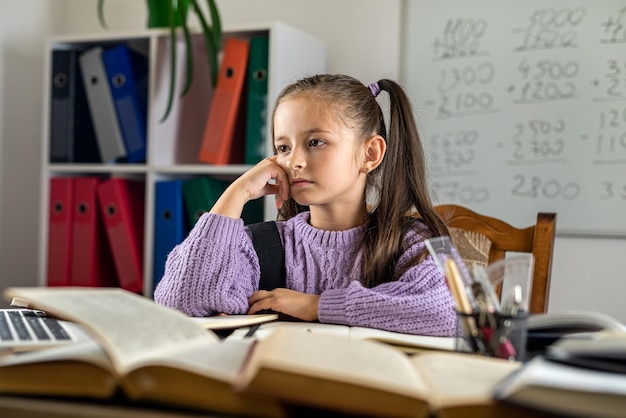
left=445, top=259, right=472, bottom=314
left=445, top=259, right=485, bottom=354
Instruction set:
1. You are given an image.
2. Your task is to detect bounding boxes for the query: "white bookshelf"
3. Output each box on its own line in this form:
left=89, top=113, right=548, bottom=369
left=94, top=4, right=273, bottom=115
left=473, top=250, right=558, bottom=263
left=38, top=22, right=326, bottom=296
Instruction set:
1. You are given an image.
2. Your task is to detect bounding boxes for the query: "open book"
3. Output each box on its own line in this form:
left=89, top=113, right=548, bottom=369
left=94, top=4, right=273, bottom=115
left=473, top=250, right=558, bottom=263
left=235, top=327, right=523, bottom=418
left=226, top=321, right=460, bottom=353
left=545, top=331, right=626, bottom=374
left=526, top=310, right=626, bottom=359
left=190, top=313, right=278, bottom=330
left=0, top=287, right=285, bottom=417
left=494, top=353, right=626, bottom=418
left=495, top=322, right=626, bottom=417
left=527, top=310, right=626, bottom=334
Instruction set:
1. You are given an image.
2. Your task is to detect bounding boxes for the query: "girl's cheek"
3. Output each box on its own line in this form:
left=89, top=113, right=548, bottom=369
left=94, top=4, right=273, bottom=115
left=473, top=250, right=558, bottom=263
left=275, top=156, right=288, bottom=170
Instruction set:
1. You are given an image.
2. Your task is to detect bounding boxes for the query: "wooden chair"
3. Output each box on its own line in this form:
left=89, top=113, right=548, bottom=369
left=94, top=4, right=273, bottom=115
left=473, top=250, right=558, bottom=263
left=434, top=204, right=557, bottom=314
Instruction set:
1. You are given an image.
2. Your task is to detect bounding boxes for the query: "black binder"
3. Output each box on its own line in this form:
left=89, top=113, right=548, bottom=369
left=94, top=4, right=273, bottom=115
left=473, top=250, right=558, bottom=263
left=49, top=48, right=101, bottom=163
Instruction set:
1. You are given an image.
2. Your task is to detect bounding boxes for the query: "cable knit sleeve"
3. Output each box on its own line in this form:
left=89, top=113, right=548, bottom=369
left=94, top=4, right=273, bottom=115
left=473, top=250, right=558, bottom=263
left=153, top=213, right=259, bottom=316
left=317, top=226, right=458, bottom=337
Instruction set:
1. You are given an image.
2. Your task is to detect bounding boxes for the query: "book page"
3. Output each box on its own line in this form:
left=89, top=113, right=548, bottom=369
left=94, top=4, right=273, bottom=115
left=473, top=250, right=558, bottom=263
left=190, top=313, right=278, bottom=330
left=527, top=310, right=626, bottom=333
left=3, top=287, right=218, bottom=374
left=225, top=321, right=351, bottom=341
left=122, top=338, right=286, bottom=418
left=0, top=338, right=118, bottom=399
left=495, top=356, right=626, bottom=417
left=413, top=351, right=521, bottom=408
left=128, top=338, right=256, bottom=383
left=547, top=331, right=626, bottom=367
left=228, top=322, right=458, bottom=352
left=0, top=339, right=112, bottom=372
left=349, top=327, right=458, bottom=351
left=238, top=327, right=430, bottom=399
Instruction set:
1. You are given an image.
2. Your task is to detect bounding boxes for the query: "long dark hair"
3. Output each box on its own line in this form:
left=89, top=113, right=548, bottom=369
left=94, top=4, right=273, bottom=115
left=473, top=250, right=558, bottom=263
left=272, top=74, right=448, bottom=287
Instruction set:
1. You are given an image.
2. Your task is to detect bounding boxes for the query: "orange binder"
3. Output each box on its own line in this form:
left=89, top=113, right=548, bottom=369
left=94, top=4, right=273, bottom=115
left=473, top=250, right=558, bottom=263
left=198, top=37, right=250, bottom=165
left=71, top=177, right=118, bottom=288
left=47, top=177, right=74, bottom=286
left=97, top=178, right=145, bottom=294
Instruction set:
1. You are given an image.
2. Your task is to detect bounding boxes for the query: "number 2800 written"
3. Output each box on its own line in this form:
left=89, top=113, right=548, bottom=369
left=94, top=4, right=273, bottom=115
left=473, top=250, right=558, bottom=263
left=511, top=175, right=580, bottom=199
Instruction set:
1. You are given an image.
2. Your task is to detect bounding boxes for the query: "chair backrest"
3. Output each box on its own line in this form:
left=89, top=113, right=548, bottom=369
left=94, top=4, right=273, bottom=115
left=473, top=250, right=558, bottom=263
left=434, top=204, right=557, bottom=314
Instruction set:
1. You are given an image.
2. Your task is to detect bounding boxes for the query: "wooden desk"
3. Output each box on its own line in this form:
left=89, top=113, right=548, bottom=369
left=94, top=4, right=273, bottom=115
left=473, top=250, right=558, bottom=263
left=0, top=394, right=567, bottom=418
left=0, top=395, right=224, bottom=418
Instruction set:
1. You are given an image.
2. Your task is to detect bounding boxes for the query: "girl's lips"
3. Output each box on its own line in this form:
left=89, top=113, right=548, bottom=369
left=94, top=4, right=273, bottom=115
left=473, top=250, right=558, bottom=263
left=291, top=179, right=312, bottom=188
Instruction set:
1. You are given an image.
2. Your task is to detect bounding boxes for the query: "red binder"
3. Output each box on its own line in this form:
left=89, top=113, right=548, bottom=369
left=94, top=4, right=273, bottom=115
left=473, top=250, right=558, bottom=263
left=47, top=177, right=74, bottom=286
left=97, top=178, right=145, bottom=294
left=71, top=177, right=118, bottom=287
left=198, top=37, right=250, bottom=165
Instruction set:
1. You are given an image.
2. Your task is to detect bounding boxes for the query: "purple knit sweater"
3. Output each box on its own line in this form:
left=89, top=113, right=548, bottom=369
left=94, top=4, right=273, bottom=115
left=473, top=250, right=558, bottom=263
left=154, top=211, right=457, bottom=336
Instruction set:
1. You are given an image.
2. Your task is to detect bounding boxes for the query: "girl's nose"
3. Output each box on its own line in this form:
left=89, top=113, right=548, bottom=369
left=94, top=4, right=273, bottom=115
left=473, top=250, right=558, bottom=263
left=286, top=147, right=305, bottom=170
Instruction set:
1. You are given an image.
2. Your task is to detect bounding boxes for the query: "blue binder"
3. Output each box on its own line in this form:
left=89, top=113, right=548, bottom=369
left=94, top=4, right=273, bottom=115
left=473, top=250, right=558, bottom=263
left=153, top=180, right=186, bottom=295
left=102, top=44, right=149, bottom=163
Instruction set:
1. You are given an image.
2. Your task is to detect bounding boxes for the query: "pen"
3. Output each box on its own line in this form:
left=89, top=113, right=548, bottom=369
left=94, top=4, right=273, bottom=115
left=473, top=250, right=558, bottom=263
left=244, top=324, right=261, bottom=338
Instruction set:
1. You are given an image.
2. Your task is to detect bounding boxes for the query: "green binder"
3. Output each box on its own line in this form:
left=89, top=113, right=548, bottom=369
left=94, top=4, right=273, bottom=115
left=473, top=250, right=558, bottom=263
left=182, top=176, right=229, bottom=228
left=244, top=35, right=270, bottom=165
left=182, top=176, right=264, bottom=228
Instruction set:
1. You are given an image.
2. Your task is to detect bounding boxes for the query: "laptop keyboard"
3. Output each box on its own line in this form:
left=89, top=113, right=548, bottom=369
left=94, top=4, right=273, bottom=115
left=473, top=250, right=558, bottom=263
left=0, top=310, right=71, bottom=342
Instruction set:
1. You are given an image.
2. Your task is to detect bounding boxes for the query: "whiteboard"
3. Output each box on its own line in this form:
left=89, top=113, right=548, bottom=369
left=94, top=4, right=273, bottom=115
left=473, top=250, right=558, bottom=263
left=402, top=0, right=626, bottom=236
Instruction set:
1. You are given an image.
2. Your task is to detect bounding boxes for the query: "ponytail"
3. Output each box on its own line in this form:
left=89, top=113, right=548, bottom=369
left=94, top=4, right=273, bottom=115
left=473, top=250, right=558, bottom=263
left=361, top=79, right=448, bottom=287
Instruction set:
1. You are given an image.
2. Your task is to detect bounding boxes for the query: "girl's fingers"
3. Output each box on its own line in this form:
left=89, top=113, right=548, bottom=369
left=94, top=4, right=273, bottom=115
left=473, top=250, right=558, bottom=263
left=259, top=158, right=290, bottom=202
left=248, top=290, right=271, bottom=305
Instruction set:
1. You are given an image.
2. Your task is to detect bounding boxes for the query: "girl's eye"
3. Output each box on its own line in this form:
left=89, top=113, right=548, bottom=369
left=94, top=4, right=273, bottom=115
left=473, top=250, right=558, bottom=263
left=275, top=144, right=290, bottom=154
left=308, top=138, right=324, bottom=147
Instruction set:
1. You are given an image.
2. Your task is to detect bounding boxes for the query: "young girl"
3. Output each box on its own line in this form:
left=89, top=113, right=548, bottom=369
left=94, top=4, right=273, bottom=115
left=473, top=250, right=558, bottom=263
left=154, top=74, right=457, bottom=336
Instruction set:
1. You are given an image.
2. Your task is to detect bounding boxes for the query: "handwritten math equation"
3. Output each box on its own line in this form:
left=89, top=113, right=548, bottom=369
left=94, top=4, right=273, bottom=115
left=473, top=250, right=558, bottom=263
left=423, top=6, right=626, bottom=206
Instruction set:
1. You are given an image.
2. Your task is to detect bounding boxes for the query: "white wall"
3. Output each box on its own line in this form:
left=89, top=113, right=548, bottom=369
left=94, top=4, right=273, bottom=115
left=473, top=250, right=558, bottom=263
left=550, top=235, right=626, bottom=322
left=54, top=0, right=402, bottom=83
left=0, top=0, right=624, bottom=323
left=0, top=1, right=62, bottom=301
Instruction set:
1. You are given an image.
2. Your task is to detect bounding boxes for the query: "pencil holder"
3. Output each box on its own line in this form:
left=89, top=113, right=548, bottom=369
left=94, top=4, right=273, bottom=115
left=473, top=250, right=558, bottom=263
left=455, top=310, right=529, bottom=361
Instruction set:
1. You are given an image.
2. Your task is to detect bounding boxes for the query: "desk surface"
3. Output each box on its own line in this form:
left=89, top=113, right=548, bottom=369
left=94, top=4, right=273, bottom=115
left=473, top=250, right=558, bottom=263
left=0, top=395, right=223, bottom=418
left=0, top=394, right=568, bottom=418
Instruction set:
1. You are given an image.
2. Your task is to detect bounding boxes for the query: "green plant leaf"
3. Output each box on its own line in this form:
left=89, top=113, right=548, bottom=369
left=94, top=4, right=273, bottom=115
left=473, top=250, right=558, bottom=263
left=206, top=0, right=222, bottom=49
left=160, top=4, right=178, bottom=123
left=97, top=0, right=107, bottom=28
left=191, top=0, right=220, bottom=87
left=98, top=0, right=222, bottom=121
left=178, top=6, right=194, bottom=97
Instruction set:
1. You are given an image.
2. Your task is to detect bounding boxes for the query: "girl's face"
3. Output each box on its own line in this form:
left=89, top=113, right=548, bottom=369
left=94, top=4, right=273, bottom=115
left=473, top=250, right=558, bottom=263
left=273, top=96, right=368, bottom=214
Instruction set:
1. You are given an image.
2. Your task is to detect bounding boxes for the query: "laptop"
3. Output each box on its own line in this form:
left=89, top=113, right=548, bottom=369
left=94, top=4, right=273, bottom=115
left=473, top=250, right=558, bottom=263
left=0, top=308, right=90, bottom=353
